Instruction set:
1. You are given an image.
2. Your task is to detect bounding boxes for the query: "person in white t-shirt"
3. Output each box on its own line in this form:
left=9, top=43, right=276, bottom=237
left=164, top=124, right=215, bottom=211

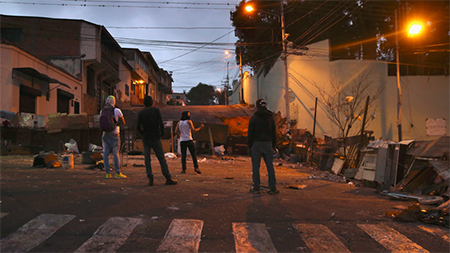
left=175, top=111, right=204, bottom=174
left=101, top=95, right=126, bottom=179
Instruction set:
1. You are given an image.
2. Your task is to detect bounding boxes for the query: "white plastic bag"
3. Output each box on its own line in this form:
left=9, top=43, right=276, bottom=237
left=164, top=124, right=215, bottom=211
left=164, top=152, right=177, bottom=159
left=214, top=145, right=225, bottom=156
left=65, top=139, right=79, bottom=153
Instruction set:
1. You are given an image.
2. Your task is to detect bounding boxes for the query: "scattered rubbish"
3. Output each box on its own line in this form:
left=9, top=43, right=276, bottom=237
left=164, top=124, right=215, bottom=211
left=164, top=152, right=177, bottom=159
left=82, top=151, right=102, bottom=164
left=203, top=194, right=209, bottom=197
left=225, top=177, right=234, bottom=180
left=331, top=158, right=345, bottom=175
left=214, top=145, right=225, bottom=155
left=62, top=154, right=74, bottom=169
left=33, top=152, right=62, bottom=168
left=65, top=139, right=80, bottom=153
left=151, top=216, right=161, bottom=220
left=133, top=164, right=145, bottom=167
left=385, top=203, right=449, bottom=227
left=88, top=143, right=102, bottom=152
left=86, top=160, right=104, bottom=171
left=286, top=184, right=308, bottom=190
left=308, top=171, right=347, bottom=183
left=199, top=158, right=207, bottom=162
left=222, top=156, right=235, bottom=161
left=167, top=206, right=180, bottom=211
left=381, top=190, right=444, bottom=205
left=79, top=219, right=85, bottom=222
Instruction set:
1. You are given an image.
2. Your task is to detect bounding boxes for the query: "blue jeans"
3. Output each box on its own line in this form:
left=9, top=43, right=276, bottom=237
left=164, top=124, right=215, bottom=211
left=142, top=139, right=171, bottom=178
left=180, top=140, right=198, bottom=171
left=251, top=141, right=276, bottom=189
left=102, top=132, right=121, bottom=174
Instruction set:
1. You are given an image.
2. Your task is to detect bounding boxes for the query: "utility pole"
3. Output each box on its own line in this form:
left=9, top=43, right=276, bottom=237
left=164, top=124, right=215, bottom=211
left=281, top=1, right=290, bottom=131
left=239, top=47, right=244, bottom=104
left=225, top=61, right=229, bottom=105
left=395, top=9, right=402, bottom=142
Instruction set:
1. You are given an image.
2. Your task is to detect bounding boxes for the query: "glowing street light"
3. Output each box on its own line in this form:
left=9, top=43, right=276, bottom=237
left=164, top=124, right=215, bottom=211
left=408, top=24, right=422, bottom=35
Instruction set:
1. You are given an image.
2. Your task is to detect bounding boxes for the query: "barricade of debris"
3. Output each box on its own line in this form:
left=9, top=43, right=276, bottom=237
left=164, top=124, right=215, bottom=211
left=300, top=135, right=449, bottom=227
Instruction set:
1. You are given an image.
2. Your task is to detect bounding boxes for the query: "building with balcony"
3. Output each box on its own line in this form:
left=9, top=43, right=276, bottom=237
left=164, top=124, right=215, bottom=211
left=1, top=14, right=126, bottom=114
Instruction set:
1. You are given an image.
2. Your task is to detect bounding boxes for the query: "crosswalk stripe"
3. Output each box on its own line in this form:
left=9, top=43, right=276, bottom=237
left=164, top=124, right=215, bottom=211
left=157, top=219, right=204, bottom=253
left=0, top=213, right=75, bottom=253
left=0, top=212, right=9, bottom=218
left=293, top=223, right=350, bottom=253
left=75, top=217, right=143, bottom=253
left=417, top=225, right=450, bottom=243
left=358, top=224, right=429, bottom=253
left=232, top=222, right=277, bottom=253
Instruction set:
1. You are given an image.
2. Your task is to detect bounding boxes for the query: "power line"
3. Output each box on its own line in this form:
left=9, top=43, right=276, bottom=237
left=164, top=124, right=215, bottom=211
left=0, top=0, right=236, bottom=9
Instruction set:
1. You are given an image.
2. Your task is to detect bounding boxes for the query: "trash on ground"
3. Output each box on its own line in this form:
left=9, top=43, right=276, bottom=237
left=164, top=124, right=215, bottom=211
left=222, top=156, right=235, bottom=161
left=214, top=145, right=225, bottom=155
left=65, top=139, right=79, bottom=153
left=385, top=203, right=449, bottom=227
left=286, top=184, right=308, bottom=190
left=164, top=152, right=177, bottom=158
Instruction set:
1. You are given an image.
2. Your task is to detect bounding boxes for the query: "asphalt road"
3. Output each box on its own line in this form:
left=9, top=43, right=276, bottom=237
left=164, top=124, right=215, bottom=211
left=0, top=154, right=448, bottom=252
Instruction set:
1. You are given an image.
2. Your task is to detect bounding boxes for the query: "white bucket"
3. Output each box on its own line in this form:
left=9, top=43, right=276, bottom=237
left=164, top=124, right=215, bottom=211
left=62, top=154, right=74, bottom=169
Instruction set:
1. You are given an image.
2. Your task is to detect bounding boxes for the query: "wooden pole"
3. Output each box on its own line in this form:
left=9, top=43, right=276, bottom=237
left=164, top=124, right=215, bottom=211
left=208, top=127, right=215, bottom=156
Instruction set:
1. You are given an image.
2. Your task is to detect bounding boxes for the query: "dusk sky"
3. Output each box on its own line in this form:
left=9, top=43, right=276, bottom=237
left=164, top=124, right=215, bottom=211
left=1, top=0, right=244, bottom=93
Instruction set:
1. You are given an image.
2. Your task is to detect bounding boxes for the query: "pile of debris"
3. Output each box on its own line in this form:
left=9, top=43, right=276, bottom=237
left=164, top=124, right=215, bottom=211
left=306, top=136, right=449, bottom=227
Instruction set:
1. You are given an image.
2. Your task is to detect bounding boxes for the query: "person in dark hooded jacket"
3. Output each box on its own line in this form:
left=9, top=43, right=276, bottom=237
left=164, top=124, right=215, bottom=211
left=247, top=98, right=279, bottom=194
left=137, top=95, right=177, bottom=186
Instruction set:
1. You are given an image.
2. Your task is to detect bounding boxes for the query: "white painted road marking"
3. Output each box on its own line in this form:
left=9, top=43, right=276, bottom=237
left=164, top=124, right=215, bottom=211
left=232, top=222, right=277, bottom=253
left=0, top=213, right=75, bottom=253
left=358, top=223, right=429, bottom=253
left=157, top=219, right=204, bottom=253
left=75, top=217, right=143, bottom=253
left=418, top=225, right=449, bottom=243
left=293, top=223, right=350, bottom=253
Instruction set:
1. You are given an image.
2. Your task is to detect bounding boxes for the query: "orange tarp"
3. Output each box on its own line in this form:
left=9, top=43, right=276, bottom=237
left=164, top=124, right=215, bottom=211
left=218, top=116, right=251, bottom=136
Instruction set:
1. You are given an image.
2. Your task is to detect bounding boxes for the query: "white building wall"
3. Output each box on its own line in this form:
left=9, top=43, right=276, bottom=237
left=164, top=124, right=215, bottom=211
left=241, top=39, right=449, bottom=141
left=1, top=43, right=82, bottom=118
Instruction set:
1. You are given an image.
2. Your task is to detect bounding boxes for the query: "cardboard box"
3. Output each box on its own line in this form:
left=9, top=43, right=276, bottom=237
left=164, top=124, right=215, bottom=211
left=134, top=139, right=172, bottom=154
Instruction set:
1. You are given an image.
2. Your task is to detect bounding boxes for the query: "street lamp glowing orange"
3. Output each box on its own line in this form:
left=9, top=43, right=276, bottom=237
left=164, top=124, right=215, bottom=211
left=245, top=5, right=254, bottom=12
left=408, top=24, right=422, bottom=35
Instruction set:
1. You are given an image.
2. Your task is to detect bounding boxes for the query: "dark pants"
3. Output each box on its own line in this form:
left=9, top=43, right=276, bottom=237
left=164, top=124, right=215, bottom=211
left=142, top=139, right=171, bottom=178
left=251, top=141, right=276, bottom=189
left=180, top=140, right=198, bottom=171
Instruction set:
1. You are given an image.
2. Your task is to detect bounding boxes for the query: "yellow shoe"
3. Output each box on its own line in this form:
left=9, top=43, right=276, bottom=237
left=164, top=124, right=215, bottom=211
left=115, top=173, right=127, bottom=179
left=106, top=173, right=112, bottom=179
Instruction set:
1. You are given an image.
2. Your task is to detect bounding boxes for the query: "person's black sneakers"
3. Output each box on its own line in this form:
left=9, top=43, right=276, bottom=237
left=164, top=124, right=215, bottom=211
left=165, top=177, right=178, bottom=185
left=181, top=170, right=186, bottom=174
left=148, top=175, right=154, bottom=186
left=249, top=187, right=261, bottom=194
left=194, top=168, right=202, bottom=174
left=268, top=189, right=280, bottom=194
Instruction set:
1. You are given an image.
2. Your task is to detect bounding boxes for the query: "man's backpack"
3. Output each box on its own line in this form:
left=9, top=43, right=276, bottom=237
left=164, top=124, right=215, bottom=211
left=99, top=106, right=117, bottom=132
